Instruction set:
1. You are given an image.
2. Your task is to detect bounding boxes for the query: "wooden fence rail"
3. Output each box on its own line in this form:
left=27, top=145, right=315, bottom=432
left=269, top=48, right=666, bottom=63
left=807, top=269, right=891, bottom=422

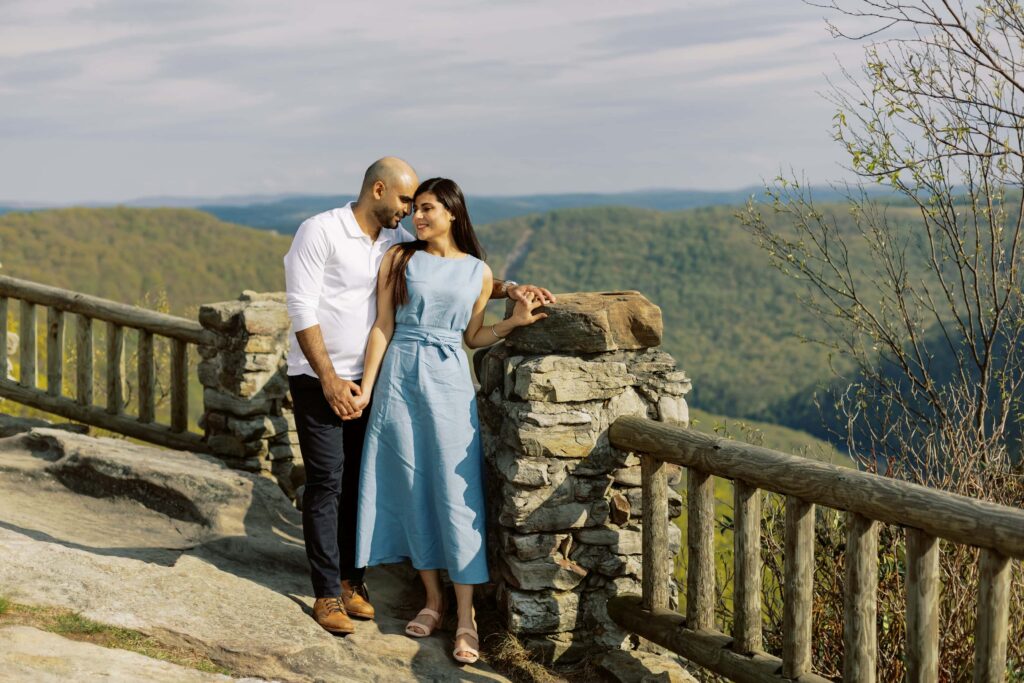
left=606, top=416, right=1024, bottom=683
left=0, top=275, right=217, bottom=452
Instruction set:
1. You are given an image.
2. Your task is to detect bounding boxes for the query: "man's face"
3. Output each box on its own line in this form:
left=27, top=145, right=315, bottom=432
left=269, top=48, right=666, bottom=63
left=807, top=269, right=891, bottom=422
left=374, top=175, right=417, bottom=230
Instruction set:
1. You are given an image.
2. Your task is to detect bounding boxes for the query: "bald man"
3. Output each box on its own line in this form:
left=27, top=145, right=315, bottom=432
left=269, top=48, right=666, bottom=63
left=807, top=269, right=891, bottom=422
left=284, top=157, right=552, bottom=635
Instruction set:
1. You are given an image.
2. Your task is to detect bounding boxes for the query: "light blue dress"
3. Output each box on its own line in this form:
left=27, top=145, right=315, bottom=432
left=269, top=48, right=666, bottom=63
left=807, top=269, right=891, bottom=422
left=355, top=250, right=489, bottom=584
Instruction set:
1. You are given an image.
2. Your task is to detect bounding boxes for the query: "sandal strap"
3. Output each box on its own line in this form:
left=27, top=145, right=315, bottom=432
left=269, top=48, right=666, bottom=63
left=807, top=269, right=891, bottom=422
left=454, top=626, right=480, bottom=658
left=416, top=608, right=441, bottom=621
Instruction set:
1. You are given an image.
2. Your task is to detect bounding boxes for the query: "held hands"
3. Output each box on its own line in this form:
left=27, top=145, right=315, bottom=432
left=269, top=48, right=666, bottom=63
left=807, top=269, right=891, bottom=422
left=508, top=291, right=549, bottom=328
left=322, top=374, right=364, bottom=421
left=352, top=390, right=372, bottom=416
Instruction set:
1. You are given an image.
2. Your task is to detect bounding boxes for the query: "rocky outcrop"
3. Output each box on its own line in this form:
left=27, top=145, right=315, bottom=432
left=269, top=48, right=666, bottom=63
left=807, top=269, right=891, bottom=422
left=477, top=291, right=689, bottom=665
left=0, top=422, right=510, bottom=683
left=504, top=291, right=663, bottom=354
left=594, top=649, right=699, bottom=683
left=0, top=413, right=88, bottom=438
left=0, top=626, right=265, bottom=683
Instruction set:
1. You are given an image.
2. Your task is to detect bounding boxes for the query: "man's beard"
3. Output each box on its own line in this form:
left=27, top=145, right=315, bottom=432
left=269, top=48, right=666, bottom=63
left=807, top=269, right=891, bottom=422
left=373, top=206, right=399, bottom=229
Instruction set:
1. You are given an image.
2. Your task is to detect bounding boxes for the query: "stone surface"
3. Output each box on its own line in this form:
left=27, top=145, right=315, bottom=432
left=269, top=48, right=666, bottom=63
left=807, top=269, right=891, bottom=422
left=0, top=425, right=511, bottom=683
left=0, top=626, right=265, bottom=683
left=513, top=357, right=634, bottom=403
left=5, top=331, right=16, bottom=357
left=626, top=486, right=684, bottom=522
left=503, top=291, right=663, bottom=353
left=502, top=587, right=581, bottom=634
left=226, top=414, right=291, bottom=441
left=0, top=414, right=89, bottom=439
left=501, top=555, right=588, bottom=591
left=500, top=530, right=568, bottom=562
left=576, top=526, right=643, bottom=555
left=609, top=492, right=631, bottom=525
left=658, top=395, right=690, bottom=425
left=612, top=466, right=642, bottom=487
left=475, top=343, right=507, bottom=396
left=493, top=451, right=554, bottom=488
left=571, top=544, right=643, bottom=578
left=574, top=475, right=612, bottom=501
left=203, top=388, right=275, bottom=417
left=239, top=290, right=287, bottom=303
left=594, top=649, right=699, bottom=683
left=498, top=495, right=609, bottom=532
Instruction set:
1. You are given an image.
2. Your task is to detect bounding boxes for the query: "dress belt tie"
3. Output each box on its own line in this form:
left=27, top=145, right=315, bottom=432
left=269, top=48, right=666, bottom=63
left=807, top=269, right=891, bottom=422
left=392, top=324, right=462, bottom=361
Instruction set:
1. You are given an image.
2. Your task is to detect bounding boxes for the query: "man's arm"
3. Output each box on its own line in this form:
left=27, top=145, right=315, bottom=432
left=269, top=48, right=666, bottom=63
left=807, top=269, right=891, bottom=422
left=295, top=326, right=362, bottom=419
left=490, top=278, right=556, bottom=304
left=284, top=219, right=361, bottom=419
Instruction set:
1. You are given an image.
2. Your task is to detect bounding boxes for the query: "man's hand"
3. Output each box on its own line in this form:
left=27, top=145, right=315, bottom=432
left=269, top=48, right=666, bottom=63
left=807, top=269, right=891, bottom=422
left=509, top=283, right=556, bottom=305
left=321, top=374, right=363, bottom=420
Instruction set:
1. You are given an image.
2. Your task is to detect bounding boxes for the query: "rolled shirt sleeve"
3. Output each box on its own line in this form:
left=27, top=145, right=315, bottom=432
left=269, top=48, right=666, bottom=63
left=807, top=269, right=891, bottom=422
left=284, top=217, right=331, bottom=333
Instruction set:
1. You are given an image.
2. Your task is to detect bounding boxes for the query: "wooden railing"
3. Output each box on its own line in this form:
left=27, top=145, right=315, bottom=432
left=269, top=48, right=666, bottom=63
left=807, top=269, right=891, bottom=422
left=0, top=275, right=217, bottom=452
left=607, top=416, right=1024, bottom=683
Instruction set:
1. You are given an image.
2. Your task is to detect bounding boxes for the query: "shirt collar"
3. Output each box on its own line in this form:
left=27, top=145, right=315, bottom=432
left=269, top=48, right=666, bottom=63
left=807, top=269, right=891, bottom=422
left=338, top=202, right=366, bottom=240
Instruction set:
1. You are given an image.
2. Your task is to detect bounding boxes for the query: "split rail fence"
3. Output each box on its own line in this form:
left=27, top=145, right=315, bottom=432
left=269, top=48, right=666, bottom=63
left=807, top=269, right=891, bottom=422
left=607, top=415, right=1024, bottom=683
left=0, top=274, right=215, bottom=452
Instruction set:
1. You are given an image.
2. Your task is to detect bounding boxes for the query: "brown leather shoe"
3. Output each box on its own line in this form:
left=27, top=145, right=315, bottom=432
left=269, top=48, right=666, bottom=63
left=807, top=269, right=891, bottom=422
left=313, top=597, right=355, bottom=634
left=341, top=580, right=375, bottom=620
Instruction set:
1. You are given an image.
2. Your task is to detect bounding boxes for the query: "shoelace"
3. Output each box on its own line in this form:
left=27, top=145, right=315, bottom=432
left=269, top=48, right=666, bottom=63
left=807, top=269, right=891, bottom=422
left=322, top=597, right=346, bottom=615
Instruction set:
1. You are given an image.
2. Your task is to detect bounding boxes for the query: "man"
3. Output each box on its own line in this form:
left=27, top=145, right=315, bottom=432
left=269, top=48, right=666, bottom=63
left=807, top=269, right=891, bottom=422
left=284, top=157, right=553, bottom=634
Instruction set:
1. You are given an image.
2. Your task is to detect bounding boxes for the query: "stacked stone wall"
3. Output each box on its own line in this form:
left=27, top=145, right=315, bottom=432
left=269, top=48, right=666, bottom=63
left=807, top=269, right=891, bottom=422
left=197, top=292, right=299, bottom=494
left=475, top=291, right=690, bottom=664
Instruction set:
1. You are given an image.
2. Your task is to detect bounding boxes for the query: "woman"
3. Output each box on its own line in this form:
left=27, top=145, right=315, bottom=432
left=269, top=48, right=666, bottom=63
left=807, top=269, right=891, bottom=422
left=353, top=177, right=546, bottom=664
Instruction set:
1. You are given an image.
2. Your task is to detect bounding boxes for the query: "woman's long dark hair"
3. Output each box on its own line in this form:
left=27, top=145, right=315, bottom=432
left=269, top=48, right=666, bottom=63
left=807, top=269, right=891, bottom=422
left=388, top=177, right=487, bottom=308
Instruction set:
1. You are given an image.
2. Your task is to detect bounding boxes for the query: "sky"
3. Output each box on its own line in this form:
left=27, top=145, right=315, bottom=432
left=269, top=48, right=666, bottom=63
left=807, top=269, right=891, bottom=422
left=1, top=0, right=873, bottom=204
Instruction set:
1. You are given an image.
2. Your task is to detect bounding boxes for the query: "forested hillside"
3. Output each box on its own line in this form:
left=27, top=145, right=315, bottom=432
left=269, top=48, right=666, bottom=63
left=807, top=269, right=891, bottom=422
left=0, top=207, right=293, bottom=315
left=475, top=204, right=927, bottom=423
left=1, top=202, right=915, bottom=445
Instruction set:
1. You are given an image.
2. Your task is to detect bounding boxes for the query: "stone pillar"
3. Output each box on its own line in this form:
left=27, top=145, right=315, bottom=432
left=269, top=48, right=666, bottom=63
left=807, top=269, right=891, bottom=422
left=476, top=291, right=690, bottom=665
left=197, top=291, right=299, bottom=495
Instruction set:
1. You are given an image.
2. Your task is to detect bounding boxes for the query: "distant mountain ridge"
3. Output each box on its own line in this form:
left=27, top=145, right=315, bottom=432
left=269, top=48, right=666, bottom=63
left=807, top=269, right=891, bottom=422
left=2, top=186, right=898, bottom=233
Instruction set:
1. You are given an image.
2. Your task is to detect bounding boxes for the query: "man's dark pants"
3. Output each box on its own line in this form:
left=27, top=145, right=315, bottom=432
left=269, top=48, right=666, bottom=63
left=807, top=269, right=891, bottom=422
left=289, top=373, right=368, bottom=598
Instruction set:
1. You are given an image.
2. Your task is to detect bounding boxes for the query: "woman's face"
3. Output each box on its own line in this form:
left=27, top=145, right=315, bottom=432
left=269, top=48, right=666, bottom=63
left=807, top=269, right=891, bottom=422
left=412, top=191, right=455, bottom=242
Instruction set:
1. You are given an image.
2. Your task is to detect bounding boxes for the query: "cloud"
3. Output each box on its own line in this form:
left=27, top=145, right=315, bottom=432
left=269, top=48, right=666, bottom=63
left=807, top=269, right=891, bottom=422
left=0, top=0, right=866, bottom=202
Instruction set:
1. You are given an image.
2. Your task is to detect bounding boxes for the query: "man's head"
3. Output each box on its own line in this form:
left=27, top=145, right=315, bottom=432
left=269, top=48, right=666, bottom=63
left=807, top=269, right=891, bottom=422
left=357, top=157, right=418, bottom=230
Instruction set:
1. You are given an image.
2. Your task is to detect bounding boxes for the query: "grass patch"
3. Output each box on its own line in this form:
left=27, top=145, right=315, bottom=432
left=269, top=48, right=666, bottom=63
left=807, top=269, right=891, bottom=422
left=0, top=599, right=231, bottom=675
left=484, top=631, right=564, bottom=683
left=53, top=611, right=107, bottom=636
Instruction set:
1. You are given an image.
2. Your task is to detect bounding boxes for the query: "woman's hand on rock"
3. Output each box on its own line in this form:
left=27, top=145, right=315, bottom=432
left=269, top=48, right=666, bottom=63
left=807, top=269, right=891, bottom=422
left=509, top=291, right=548, bottom=328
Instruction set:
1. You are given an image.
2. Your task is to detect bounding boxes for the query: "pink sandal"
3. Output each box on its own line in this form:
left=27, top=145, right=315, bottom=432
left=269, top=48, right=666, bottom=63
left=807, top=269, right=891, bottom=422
left=405, top=607, right=442, bottom=638
left=453, top=627, right=479, bottom=664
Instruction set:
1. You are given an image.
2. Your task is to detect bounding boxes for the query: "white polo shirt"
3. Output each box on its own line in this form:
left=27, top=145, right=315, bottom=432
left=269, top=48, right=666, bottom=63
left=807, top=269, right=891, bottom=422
left=284, top=202, right=414, bottom=380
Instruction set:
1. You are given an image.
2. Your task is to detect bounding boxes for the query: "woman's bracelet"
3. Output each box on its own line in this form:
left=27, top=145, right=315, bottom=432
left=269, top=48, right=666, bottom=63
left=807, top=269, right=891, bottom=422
left=490, top=324, right=506, bottom=339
